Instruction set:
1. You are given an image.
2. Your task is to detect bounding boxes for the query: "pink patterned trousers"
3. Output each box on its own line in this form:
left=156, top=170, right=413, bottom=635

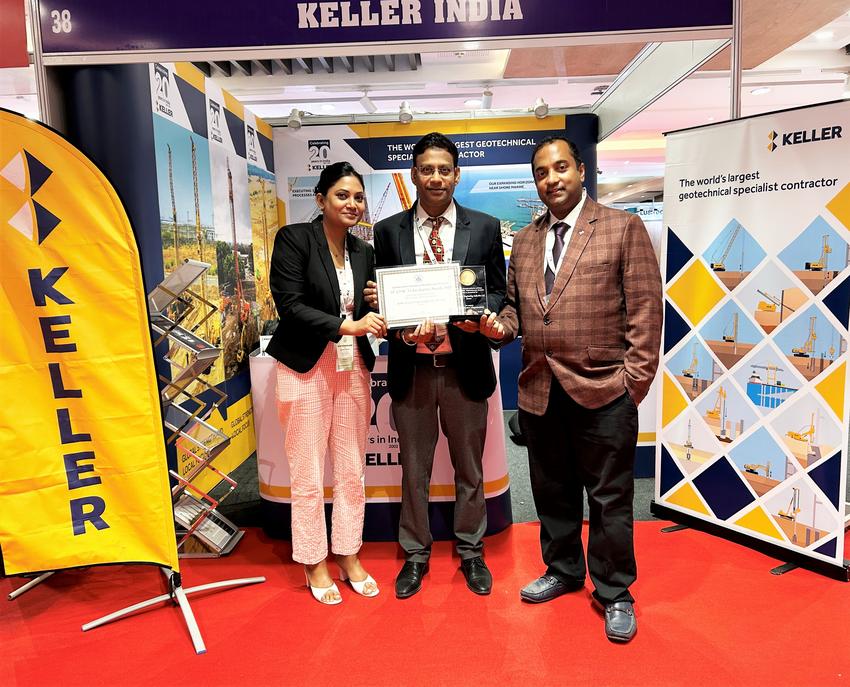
left=276, top=344, right=371, bottom=564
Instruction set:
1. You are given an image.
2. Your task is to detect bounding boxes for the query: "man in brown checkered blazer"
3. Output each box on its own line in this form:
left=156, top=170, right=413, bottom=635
left=483, top=136, right=662, bottom=642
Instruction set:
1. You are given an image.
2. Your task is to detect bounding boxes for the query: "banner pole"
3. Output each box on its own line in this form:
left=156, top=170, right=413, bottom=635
left=7, top=571, right=55, bottom=601
left=730, top=0, right=742, bottom=120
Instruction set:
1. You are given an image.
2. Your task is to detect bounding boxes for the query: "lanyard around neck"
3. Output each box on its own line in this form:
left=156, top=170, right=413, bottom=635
left=415, top=214, right=442, bottom=264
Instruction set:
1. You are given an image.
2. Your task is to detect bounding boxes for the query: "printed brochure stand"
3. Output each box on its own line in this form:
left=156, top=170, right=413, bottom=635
left=149, top=259, right=244, bottom=557
left=79, top=260, right=265, bottom=654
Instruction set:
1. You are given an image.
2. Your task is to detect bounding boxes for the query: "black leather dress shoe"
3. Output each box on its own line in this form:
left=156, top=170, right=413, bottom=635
left=460, top=557, right=492, bottom=595
left=604, top=601, right=637, bottom=642
left=395, top=561, right=428, bottom=598
left=519, top=574, right=584, bottom=603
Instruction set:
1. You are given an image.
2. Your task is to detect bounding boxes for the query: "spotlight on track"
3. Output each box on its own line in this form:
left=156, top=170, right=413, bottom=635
left=533, top=97, right=548, bottom=119
left=399, top=101, right=413, bottom=124
left=359, top=92, right=378, bottom=114
left=287, top=108, right=302, bottom=130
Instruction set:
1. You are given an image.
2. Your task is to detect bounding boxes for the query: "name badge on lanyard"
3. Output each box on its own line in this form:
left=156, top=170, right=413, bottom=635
left=336, top=246, right=355, bottom=372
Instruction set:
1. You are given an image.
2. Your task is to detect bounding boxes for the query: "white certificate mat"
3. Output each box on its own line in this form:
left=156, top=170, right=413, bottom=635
left=376, top=263, right=463, bottom=329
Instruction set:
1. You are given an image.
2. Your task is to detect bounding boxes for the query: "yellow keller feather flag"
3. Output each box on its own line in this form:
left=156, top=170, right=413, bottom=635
left=0, top=110, right=179, bottom=574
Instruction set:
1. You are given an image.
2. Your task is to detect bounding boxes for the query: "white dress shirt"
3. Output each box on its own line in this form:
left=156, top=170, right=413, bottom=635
left=544, top=190, right=586, bottom=274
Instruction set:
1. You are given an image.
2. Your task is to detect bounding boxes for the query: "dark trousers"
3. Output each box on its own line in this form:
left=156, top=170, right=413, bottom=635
left=519, top=381, right=638, bottom=604
left=393, top=363, right=488, bottom=562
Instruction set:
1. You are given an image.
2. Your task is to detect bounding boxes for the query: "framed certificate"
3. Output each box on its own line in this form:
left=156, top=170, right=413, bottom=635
left=376, top=263, right=464, bottom=329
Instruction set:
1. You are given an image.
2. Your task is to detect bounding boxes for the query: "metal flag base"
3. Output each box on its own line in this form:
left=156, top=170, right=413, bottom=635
left=81, top=568, right=265, bottom=654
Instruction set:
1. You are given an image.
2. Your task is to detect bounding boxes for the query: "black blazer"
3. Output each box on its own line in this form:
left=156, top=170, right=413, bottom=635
left=373, top=201, right=506, bottom=401
left=267, top=216, right=377, bottom=372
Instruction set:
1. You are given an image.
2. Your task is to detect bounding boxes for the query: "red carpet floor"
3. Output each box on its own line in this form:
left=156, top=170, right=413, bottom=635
left=2, top=522, right=849, bottom=686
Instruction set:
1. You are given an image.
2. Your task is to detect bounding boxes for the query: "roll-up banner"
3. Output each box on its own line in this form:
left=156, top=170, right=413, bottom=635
left=656, top=100, right=850, bottom=577
left=0, top=109, right=179, bottom=575
left=149, top=62, right=277, bottom=492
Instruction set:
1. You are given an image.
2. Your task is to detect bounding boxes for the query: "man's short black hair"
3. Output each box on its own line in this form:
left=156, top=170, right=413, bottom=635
left=412, top=132, right=459, bottom=168
left=530, top=136, right=583, bottom=169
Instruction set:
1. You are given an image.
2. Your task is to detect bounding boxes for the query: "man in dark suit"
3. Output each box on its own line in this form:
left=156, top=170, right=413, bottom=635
left=365, top=132, right=506, bottom=598
left=483, top=136, right=662, bottom=641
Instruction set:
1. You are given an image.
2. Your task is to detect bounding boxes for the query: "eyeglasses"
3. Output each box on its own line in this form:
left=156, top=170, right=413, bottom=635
left=416, top=166, right=455, bottom=178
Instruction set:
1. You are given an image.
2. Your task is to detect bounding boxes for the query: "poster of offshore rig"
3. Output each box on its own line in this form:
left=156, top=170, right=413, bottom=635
left=657, top=100, right=850, bottom=571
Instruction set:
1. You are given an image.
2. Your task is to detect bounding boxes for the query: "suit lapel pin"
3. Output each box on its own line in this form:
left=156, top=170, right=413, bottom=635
left=578, top=230, right=584, bottom=236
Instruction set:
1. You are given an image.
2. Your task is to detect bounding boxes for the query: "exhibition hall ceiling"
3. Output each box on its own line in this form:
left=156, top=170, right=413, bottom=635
left=2, top=3, right=849, bottom=203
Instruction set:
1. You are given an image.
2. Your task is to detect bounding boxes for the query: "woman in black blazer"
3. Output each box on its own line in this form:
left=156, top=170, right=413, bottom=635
left=267, top=162, right=386, bottom=605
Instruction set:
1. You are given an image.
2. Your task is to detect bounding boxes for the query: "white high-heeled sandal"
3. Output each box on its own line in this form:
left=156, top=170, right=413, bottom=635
left=339, top=568, right=380, bottom=597
left=305, top=571, right=342, bottom=605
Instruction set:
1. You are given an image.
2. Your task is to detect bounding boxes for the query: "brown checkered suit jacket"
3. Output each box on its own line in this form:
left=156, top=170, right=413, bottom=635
left=498, top=196, right=662, bottom=414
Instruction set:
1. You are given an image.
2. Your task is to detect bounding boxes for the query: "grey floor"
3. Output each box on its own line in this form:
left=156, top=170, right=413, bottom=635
left=216, top=411, right=656, bottom=526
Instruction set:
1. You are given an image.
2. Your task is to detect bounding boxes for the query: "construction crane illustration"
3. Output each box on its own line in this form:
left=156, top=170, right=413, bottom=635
left=706, top=385, right=728, bottom=439
left=755, top=289, right=797, bottom=315
left=710, top=223, right=741, bottom=271
left=167, top=144, right=179, bottom=264
left=791, top=316, right=817, bottom=357
left=682, top=343, right=699, bottom=378
left=786, top=412, right=815, bottom=446
left=778, top=487, right=802, bottom=542
left=805, top=234, right=832, bottom=271
left=684, top=420, right=694, bottom=461
left=723, top=313, right=739, bottom=343
left=751, top=364, right=784, bottom=386
left=744, top=461, right=772, bottom=478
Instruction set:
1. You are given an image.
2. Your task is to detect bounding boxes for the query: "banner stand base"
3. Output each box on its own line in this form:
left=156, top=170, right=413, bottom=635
left=651, top=500, right=850, bottom=582
left=7, top=571, right=55, bottom=601
left=81, top=567, right=265, bottom=654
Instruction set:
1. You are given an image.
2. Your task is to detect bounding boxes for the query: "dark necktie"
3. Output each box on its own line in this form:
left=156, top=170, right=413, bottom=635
left=545, top=221, right=569, bottom=295
left=423, top=216, right=445, bottom=264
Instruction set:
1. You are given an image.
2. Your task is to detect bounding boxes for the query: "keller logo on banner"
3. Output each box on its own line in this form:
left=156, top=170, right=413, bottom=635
left=308, top=139, right=331, bottom=172
left=153, top=63, right=173, bottom=117
left=0, top=110, right=180, bottom=575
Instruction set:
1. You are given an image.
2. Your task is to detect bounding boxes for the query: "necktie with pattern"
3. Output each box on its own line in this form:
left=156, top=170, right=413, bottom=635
left=423, top=216, right=445, bottom=264
left=544, top=221, right=569, bottom=295
left=423, top=216, right=446, bottom=351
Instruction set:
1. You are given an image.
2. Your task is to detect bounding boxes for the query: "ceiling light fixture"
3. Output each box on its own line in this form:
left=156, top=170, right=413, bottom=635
left=359, top=92, right=378, bottom=114
left=464, top=98, right=483, bottom=109
left=533, top=97, right=548, bottom=119
left=750, top=87, right=771, bottom=96
left=399, top=101, right=413, bottom=124
left=481, top=89, right=493, bottom=109
left=287, top=108, right=302, bottom=130
left=814, top=30, right=834, bottom=42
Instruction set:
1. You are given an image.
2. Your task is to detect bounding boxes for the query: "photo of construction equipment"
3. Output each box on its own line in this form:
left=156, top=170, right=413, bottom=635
left=772, top=303, right=844, bottom=381
left=731, top=343, right=803, bottom=415
left=701, top=219, right=766, bottom=291
left=764, top=479, right=837, bottom=549
left=154, top=114, right=224, bottom=386
left=736, top=260, right=808, bottom=334
left=695, top=378, right=758, bottom=445
left=728, top=427, right=795, bottom=496
left=664, top=408, right=723, bottom=475
left=249, top=166, right=279, bottom=333
left=666, top=335, right=718, bottom=401
left=699, top=300, right=762, bottom=369
left=210, top=147, right=259, bottom=380
left=778, top=215, right=849, bottom=296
